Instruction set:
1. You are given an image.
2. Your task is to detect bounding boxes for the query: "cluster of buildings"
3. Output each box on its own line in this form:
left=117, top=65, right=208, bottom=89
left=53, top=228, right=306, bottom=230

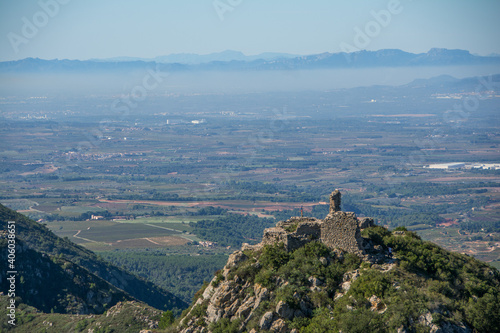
left=424, top=163, right=500, bottom=170
left=198, top=241, right=216, bottom=248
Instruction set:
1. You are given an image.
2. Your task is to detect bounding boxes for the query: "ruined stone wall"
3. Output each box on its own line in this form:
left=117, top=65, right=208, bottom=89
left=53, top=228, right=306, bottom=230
left=261, top=227, right=289, bottom=247
left=320, top=211, right=364, bottom=256
left=261, top=217, right=322, bottom=252
left=259, top=190, right=365, bottom=256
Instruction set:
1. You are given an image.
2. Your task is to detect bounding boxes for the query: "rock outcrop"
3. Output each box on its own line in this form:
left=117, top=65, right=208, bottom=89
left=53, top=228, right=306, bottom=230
left=178, top=189, right=373, bottom=332
left=177, top=189, right=487, bottom=333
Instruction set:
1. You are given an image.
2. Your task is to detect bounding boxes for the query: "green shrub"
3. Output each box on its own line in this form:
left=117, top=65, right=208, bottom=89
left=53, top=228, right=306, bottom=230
left=275, top=284, right=301, bottom=309
left=75, top=319, right=88, bottom=332
left=231, top=261, right=258, bottom=282
left=254, top=268, right=276, bottom=288
left=336, top=307, right=385, bottom=333
left=158, top=310, right=175, bottom=329
left=284, top=222, right=299, bottom=233
left=301, top=308, right=336, bottom=333
left=212, top=271, right=224, bottom=287
left=349, top=270, right=391, bottom=298
left=259, top=243, right=290, bottom=270
left=310, top=290, right=331, bottom=308
left=465, top=293, right=500, bottom=333
left=191, top=302, right=208, bottom=318
left=361, top=226, right=391, bottom=245
left=343, top=253, right=362, bottom=270
left=209, top=317, right=242, bottom=333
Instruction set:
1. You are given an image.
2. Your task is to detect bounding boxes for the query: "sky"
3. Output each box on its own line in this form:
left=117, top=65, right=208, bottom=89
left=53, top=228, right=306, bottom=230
left=0, top=0, right=499, bottom=62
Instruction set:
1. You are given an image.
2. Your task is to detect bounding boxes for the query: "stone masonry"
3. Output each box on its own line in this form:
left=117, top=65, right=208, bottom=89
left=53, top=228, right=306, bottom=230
left=261, top=217, right=323, bottom=252
left=321, top=211, right=364, bottom=256
left=258, top=190, right=365, bottom=256
left=329, top=189, right=341, bottom=214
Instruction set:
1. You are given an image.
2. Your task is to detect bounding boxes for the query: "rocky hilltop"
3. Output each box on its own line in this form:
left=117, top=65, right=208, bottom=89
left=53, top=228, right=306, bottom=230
left=176, top=190, right=500, bottom=333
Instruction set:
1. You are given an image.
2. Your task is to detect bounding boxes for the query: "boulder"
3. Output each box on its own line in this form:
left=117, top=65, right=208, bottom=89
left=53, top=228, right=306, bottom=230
left=210, top=281, right=235, bottom=307
left=299, top=300, right=312, bottom=316
left=225, top=251, right=247, bottom=270
left=270, top=318, right=288, bottom=333
left=308, top=276, right=323, bottom=287
left=275, top=300, right=294, bottom=320
left=205, top=303, right=222, bottom=323
left=260, top=311, right=275, bottom=330
left=358, top=217, right=374, bottom=229
left=418, top=312, right=471, bottom=333
left=368, top=295, right=386, bottom=313
left=253, top=284, right=269, bottom=309
left=224, top=298, right=241, bottom=318
left=235, top=296, right=255, bottom=319
left=319, top=257, right=329, bottom=266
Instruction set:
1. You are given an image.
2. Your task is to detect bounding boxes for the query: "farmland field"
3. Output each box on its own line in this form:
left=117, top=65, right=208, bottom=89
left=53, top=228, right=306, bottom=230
left=1, top=89, right=499, bottom=268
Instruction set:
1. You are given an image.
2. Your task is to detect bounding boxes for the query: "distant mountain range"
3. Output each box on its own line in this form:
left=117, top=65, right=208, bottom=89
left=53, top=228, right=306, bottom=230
left=89, top=50, right=299, bottom=64
left=1, top=48, right=499, bottom=73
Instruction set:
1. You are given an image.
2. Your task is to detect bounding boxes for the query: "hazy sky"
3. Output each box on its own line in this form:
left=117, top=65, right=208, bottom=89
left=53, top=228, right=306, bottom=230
left=0, top=0, right=499, bottom=61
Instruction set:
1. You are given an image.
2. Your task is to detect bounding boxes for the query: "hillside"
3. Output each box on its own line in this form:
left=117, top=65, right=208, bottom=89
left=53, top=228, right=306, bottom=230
left=175, top=191, right=500, bottom=333
left=0, top=237, right=131, bottom=314
left=0, top=297, right=162, bottom=333
left=0, top=203, right=187, bottom=312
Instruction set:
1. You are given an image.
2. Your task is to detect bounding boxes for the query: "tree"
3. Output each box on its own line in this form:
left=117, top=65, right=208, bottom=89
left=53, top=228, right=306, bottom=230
left=159, top=310, right=175, bottom=329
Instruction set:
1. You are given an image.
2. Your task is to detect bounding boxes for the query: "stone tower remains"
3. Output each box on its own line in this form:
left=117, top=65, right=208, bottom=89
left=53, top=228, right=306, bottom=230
left=256, top=189, right=368, bottom=256
left=329, top=189, right=341, bottom=214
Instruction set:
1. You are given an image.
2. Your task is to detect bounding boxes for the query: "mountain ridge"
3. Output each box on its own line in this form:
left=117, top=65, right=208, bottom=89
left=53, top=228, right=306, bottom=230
left=0, top=203, right=187, bottom=313
left=88, top=50, right=299, bottom=64
left=2, top=48, right=499, bottom=73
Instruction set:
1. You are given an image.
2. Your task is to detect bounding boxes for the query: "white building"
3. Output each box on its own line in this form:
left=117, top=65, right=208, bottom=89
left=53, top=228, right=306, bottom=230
left=469, top=164, right=500, bottom=170
left=425, top=163, right=465, bottom=170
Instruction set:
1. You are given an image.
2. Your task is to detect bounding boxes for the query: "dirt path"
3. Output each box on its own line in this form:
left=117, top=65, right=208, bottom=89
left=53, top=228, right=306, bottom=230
left=99, top=199, right=328, bottom=212
left=143, top=237, right=161, bottom=245
left=144, top=223, right=193, bottom=241
left=73, top=230, right=99, bottom=243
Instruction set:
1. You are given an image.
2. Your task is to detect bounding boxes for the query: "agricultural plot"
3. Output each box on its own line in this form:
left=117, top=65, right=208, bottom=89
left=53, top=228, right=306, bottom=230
left=1, top=94, right=499, bottom=263
left=46, top=219, right=198, bottom=250
left=0, top=199, right=39, bottom=210
left=416, top=226, right=500, bottom=267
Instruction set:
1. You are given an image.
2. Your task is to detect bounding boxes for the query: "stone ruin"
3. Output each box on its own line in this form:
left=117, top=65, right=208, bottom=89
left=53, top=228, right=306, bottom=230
left=329, top=189, right=341, bottom=214
left=251, top=189, right=374, bottom=256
